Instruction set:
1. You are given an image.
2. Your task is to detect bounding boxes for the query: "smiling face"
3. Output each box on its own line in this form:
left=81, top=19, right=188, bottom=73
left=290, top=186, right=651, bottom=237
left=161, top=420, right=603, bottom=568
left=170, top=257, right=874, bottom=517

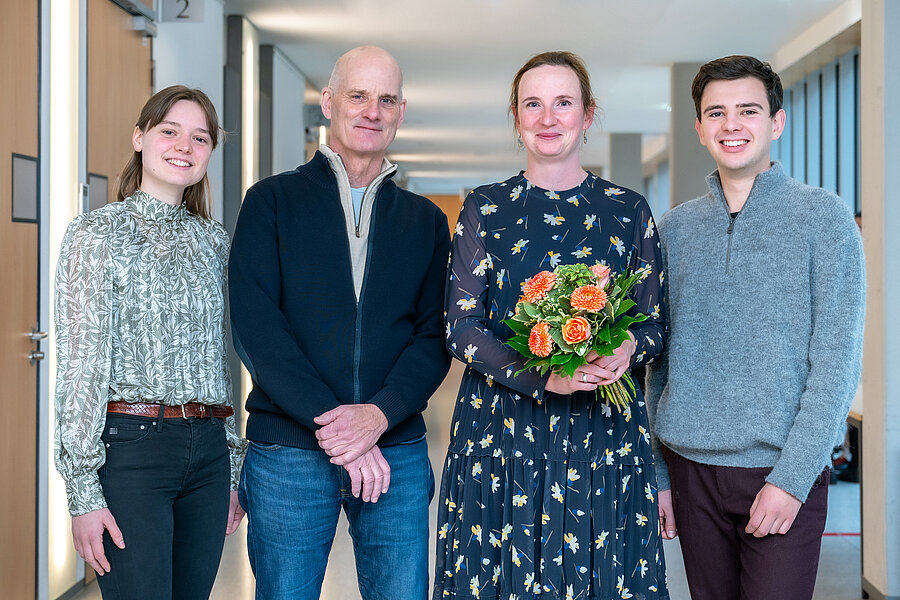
left=321, top=47, right=406, bottom=163
left=695, top=76, right=785, bottom=181
left=515, top=64, right=594, bottom=165
left=133, top=99, right=213, bottom=205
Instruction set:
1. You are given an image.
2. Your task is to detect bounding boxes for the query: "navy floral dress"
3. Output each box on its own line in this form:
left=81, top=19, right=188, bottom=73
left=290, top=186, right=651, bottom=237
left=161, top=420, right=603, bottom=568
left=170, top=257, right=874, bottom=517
left=434, top=173, right=668, bottom=600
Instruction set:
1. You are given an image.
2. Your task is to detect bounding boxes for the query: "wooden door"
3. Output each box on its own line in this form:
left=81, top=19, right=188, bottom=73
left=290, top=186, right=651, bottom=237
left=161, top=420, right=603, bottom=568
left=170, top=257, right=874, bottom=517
left=0, top=0, right=40, bottom=597
left=88, top=0, right=153, bottom=207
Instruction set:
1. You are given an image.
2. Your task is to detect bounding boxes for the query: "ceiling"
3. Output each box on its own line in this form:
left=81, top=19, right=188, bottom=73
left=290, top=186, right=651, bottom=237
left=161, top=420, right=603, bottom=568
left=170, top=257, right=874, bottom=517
left=224, top=0, right=846, bottom=194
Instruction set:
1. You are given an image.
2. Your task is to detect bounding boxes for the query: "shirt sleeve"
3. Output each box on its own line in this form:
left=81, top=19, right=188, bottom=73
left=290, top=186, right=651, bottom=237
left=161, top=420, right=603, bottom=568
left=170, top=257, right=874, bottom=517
left=224, top=412, right=246, bottom=490
left=54, top=218, right=113, bottom=516
left=626, top=197, right=666, bottom=368
left=229, top=185, right=342, bottom=431
left=644, top=219, right=671, bottom=490
left=365, top=208, right=452, bottom=429
left=445, top=192, right=549, bottom=399
left=214, top=226, right=246, bottom=490
left=765, top=202, right=865, bottom=501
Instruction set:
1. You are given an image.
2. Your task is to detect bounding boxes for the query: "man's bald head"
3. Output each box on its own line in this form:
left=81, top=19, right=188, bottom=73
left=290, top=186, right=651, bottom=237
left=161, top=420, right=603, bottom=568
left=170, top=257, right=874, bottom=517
left=328, top=46, right=404, bottom=99
left=320, top=45, right=407, bottom=172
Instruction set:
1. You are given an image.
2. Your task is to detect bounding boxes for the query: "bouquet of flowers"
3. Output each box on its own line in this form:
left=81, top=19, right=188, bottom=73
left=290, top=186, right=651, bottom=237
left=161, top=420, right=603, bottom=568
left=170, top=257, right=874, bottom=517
left=503, top=263, right=648, bottom=410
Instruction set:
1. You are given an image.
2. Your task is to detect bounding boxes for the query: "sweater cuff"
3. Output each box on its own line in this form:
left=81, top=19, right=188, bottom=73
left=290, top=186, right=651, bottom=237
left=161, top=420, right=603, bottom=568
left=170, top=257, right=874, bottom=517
left=66, top=470, right=108, bottom=516
left=368, top=387, right=408, bottom=430
left=765, top=461, right=822, bottom=503
left=653, top=453, right=671, bottom=491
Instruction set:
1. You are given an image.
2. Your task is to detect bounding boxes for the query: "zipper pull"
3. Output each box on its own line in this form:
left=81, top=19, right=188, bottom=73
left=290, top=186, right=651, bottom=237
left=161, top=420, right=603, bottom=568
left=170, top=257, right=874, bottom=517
left=727, top=215, right=736, bottom=235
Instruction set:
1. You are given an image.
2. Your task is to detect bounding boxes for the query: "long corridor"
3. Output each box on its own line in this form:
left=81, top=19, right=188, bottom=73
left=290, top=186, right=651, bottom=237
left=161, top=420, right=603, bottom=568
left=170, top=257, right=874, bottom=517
left=72, top=361, right=864, bottom=600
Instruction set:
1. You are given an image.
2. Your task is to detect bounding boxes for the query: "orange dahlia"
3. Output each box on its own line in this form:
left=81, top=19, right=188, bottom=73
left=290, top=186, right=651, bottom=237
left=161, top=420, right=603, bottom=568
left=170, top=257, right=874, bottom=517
left=562, top=316, right=591, bottom=344
left=570, top=285, right=607, bottom=312
left=522, top=271, right=556, bottom=303
left=528, top=322, right=553, bottom=357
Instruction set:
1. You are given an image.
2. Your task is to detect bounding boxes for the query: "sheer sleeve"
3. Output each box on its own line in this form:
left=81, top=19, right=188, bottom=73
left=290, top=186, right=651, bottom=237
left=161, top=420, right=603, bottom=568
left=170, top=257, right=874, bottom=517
left=626, top=197, right=666, bottom=367
left=54, top=218, right=113, bottom=516
left=644, top=221, right=671, bottom=489
left=445, top=193, right=549, bottom=398
left=214, top=226, right=246, bottom=491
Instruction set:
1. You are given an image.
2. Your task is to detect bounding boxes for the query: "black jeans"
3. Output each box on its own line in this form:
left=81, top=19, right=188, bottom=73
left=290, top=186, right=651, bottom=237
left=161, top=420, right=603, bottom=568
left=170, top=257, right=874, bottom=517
left=96, top=412, right=230, bottom=600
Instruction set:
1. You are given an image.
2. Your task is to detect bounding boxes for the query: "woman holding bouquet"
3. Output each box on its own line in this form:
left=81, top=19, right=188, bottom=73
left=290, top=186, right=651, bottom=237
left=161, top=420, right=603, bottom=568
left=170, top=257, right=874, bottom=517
left=434, top=51, right=668, bottom=599
left=55, top=86, right=245, bottom=599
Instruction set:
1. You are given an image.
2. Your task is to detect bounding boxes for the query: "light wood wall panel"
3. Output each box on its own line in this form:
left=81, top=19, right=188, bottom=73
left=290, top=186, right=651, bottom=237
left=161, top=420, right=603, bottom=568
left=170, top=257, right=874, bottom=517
left=88, top=0, right=153, bottom=206
left=0, top=0, right=39, bottom=597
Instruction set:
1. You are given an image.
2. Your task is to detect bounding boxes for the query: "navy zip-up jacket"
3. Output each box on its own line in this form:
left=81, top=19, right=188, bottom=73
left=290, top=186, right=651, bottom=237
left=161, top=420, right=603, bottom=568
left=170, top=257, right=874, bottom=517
left=229, top=151, right=451, bottom=449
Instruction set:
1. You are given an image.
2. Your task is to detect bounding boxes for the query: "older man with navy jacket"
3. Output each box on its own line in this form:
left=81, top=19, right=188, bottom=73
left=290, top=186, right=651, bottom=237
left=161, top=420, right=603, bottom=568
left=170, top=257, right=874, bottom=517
left=229, top=46, right=450, bottom=599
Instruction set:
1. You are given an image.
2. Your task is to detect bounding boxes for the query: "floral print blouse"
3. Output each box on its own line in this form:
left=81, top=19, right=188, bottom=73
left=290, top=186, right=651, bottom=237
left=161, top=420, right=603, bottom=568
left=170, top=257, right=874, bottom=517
left=54, top=190, right=245, bottom=516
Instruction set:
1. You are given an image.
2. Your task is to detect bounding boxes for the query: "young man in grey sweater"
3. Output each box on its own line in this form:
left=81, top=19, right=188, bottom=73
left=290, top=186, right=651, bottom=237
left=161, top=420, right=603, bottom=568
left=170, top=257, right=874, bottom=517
left=646, top=55, right=865, bottom=599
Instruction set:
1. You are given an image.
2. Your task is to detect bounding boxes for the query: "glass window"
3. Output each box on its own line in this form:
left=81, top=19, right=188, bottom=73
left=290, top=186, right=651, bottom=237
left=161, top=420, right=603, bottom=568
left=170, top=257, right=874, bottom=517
left=775, top=47, right=859, bottom=213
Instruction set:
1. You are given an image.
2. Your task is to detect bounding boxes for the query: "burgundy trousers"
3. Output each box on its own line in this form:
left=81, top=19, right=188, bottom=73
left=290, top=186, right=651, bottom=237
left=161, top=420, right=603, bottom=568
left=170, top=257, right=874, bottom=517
left=663, top=446, right=829, bottom=600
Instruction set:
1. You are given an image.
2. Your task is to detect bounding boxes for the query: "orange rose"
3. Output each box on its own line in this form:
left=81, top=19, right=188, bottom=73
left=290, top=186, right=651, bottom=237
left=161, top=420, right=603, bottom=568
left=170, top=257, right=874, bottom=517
left=562, top=316, right=591, bottom=344
left=570, top=285, right=607, bottom=312
left=528, top=322, right=553, bottom=357
left=591, top=264, right=611, bottom=288
left=522, top=271, right=556, bottom=303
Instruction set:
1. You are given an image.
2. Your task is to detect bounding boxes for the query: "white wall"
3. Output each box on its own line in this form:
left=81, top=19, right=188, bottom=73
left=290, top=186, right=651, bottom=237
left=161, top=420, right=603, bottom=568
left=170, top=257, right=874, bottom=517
left=153, top=0, right=226, bottom=223
left=271, top=50, right=306, bottom=174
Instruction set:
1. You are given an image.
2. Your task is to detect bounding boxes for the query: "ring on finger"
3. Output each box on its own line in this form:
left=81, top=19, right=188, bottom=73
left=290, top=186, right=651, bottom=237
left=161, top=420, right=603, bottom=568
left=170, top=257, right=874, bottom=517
left=582, top=373, right=588, bottom=383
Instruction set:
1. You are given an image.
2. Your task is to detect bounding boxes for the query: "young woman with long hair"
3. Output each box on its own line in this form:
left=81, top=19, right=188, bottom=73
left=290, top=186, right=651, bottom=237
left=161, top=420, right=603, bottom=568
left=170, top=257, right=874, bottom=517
left=54, top=86, right=245, bottom=600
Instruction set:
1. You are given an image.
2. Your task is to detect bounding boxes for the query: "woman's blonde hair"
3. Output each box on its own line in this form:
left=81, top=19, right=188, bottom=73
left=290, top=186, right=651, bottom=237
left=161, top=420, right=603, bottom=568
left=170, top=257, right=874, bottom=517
left=115, top=85, right=222, bottom=219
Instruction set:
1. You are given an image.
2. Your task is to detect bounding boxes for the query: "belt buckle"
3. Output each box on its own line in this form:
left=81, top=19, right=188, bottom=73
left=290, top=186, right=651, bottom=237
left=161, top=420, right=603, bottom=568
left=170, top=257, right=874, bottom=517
left=181, top=404, right=188, bottom=419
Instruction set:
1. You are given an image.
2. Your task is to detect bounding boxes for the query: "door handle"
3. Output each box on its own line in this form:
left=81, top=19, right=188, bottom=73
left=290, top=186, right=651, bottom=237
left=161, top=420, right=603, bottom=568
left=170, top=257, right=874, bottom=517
left=29, top=327, right=47, bottom=366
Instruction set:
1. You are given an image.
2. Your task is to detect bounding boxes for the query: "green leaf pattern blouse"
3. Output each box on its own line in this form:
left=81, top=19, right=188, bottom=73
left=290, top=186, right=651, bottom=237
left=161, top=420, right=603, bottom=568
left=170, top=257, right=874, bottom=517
left=54, top=190, right=245, bottom=516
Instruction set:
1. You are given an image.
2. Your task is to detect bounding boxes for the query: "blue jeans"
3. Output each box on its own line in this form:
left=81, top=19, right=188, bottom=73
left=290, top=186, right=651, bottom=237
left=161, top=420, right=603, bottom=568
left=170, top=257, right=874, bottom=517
left=239, top=436, right=433, bottom=600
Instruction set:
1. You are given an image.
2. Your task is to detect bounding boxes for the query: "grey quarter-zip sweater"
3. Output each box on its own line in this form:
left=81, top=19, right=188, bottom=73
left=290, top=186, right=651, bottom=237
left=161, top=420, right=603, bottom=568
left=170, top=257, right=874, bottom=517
left=646, top=161, right=865, bottom=502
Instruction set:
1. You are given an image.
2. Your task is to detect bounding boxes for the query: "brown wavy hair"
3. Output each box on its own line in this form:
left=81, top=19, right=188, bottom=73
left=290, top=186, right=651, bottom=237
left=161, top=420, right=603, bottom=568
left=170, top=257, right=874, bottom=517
left=115, top=85, right=222, bottom=219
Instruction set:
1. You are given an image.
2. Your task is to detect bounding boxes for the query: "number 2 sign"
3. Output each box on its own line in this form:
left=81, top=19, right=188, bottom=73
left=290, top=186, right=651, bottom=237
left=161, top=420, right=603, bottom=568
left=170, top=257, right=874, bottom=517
left=161, top=0, right=205, bottom=23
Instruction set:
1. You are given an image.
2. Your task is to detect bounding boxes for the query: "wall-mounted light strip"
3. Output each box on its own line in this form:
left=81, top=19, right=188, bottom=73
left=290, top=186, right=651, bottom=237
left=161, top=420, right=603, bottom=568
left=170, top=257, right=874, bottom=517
left=240, top=18, right=259, bottom=416
left=47, top=0, right=81, bottom=595
left=241, top=19, right=258, bottom=199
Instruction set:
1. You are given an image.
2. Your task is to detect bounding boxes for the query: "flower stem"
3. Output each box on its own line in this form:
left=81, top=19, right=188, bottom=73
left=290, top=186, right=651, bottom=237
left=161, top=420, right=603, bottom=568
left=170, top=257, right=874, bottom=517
left=597, top=373, right=636, bottom=413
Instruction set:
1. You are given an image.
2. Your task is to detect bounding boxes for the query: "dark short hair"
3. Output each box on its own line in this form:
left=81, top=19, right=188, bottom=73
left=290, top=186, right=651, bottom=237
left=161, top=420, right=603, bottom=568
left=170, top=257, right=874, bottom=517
left=510, top=51, right=596, bottom=122
left=691, top=55, right=783, bottom=120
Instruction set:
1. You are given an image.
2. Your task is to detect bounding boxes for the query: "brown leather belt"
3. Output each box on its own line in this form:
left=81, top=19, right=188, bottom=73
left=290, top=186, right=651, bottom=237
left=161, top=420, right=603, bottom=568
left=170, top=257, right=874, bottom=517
left=107, top=401, right=234, bottom=419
